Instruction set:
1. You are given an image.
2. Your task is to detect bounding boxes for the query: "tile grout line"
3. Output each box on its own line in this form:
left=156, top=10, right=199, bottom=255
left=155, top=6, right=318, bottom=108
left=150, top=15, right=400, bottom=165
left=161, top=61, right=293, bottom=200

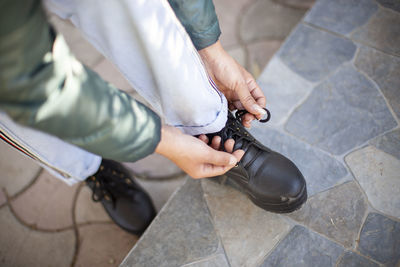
left=70, top=183, right=83, bottom=267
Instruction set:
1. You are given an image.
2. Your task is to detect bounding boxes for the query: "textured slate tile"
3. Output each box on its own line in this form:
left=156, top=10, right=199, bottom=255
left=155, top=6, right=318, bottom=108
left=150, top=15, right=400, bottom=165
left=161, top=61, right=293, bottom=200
left=345, top=146, right=400, bottom=219
left=121, top=179, right=220, bottom=267
left=377, top=0, right=400, bottom=12
left=257, top=57, right=314, bottom=126
left=289, top=182, right=367, bottom=248
left=357, top=213, right=400, bottom=266
left=183, top=254, right=230, bottom=267
left=261, top=225, right=344, bottom=267
left=249, top=127, right=348, bottom=196
left=240, top=0, right=306, bottom=42
left=351, top=8, right=400, bottom=55
left=286, top=64, right=397, bottom=155
left=355, top=45, right=400, bottom=120
left=370, top=129, right=400, bottom=160
left=337, top=251, right=379, bottom=267
left=304, top=0, right=378, bottom=35
left=278, top=24, right=356, bottom=82
left=248, top=40, right=282, bottom=78
left=201, top=179, right=291, bottom=267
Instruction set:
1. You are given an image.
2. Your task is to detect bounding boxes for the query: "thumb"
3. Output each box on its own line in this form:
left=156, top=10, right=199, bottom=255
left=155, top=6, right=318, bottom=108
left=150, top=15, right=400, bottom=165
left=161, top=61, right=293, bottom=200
left=236, top=81, right=266, bottom=117
left=207, top=148, right=237, bottom=167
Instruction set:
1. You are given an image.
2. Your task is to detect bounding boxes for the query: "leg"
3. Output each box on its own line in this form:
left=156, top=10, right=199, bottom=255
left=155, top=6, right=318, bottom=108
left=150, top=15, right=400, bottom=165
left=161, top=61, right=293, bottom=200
left=44, top=0, right=228, bottom=135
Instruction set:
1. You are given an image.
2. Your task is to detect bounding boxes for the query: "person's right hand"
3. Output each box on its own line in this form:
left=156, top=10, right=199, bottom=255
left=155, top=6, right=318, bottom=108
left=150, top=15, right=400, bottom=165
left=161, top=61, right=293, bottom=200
left=155, top=125, right=244, bottom=178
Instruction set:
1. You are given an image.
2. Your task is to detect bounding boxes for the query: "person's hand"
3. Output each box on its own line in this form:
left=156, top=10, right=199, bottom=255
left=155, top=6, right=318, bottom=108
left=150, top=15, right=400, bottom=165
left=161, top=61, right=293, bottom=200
left=155, top=125, right=244, bottom=178
left=198, top=40, right=267, bottom=128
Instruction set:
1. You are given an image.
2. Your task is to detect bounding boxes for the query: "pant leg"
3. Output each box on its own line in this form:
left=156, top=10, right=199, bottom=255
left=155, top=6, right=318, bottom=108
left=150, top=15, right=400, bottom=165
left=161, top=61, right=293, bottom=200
left=44, top=0, right=228, bottom=136
left=0, top=112, right=101, bottom=186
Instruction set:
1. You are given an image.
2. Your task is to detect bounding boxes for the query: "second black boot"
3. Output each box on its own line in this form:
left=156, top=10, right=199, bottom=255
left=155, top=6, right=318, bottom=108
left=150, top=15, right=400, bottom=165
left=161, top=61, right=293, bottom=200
left=209, top=110, right=307, bottom=213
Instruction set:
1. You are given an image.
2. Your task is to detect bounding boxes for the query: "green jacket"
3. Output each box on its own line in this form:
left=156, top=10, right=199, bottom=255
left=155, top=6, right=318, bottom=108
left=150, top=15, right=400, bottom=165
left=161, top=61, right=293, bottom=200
left=0, top=0, right=221, bottom=162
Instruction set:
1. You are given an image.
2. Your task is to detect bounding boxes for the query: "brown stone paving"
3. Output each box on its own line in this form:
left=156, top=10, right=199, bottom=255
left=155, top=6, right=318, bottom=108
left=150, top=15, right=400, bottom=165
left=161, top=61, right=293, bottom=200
left=0, top=0, right=311, bottom=265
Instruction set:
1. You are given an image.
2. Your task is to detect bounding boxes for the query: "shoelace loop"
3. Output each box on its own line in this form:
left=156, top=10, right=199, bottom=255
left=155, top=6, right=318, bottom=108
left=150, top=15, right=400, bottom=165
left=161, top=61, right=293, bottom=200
left=235, top=108, right=271, bottom=123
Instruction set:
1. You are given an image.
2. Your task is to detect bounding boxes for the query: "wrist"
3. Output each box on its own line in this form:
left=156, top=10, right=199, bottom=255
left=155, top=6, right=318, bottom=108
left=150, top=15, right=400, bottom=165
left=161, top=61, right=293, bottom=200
left=198, top=40, right=224, bottom=62
left=155, top=125, right=181, bottom=157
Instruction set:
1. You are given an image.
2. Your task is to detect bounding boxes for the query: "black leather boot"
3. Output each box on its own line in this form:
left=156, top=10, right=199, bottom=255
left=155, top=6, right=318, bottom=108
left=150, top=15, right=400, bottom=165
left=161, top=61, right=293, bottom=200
left=209, top=110, right=307, bottom=213
left=85, top=159, right=156, bottom=234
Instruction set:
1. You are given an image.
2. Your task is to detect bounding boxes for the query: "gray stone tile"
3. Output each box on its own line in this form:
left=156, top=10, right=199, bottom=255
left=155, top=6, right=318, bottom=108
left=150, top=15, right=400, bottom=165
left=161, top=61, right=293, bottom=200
left=370, top=129, right=400, bottom=160
left=201, top=179, right=291, bottom=267
left=357, top=213, right=400, bottom=266
left=257, top=57, right=314, bottom=126
left=304, top=0, right=378, bottom=35
left=289, top=182, right=367, bottom=248
left=121, top=179, right=220, bottom=267
left=183, top=254, right=230, bottom=267
left=0, top=206, right=75, bottom=267
left=274, top=0, right=315, bottom=10
left=261, top=225, right=344, bottom=267
left=240, top=0, right=306, bottom=42
left=248, top=40, right=282, bottom=79
left=278, top=24, right=357, bottom=82
left=337, top=251, right=379, bottom=267
left=354, top=45, right=400, bottom=120
left=0, top=141, right=41, bottom=196
left=377, top=0, right=400, bottom=12
left=249, top=127, right=348, bottom=196
left=351, top=8, right=400, bottom=56
left=286, top=64, right=397, bottom=155
left=345, top=146, right=400, bottom=219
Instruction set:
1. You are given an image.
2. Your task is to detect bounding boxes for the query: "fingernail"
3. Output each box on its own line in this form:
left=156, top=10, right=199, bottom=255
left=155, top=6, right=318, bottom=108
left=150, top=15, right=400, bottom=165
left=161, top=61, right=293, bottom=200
left=253, top=104, right=266, bottom=116
left=229, top=157, right=237, bottom=165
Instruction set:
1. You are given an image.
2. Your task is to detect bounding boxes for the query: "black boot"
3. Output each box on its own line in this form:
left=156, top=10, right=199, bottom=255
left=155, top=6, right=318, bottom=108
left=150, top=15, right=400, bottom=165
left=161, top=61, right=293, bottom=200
left=209, top=110, right=307, bottom=213
left=85, top=159, right=156, bottom=234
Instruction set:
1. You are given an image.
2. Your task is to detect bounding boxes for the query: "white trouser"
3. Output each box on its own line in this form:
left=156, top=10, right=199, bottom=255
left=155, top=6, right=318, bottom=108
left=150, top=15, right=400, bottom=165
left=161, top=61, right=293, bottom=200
left=0, top=0, right=227, bottom=185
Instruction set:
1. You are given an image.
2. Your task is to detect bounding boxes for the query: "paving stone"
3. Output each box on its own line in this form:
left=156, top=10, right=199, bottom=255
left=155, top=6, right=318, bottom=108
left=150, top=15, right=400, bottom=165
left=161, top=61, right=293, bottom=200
left=248, top=40, right=282, bottom=78
left=0, top=206, right=75, bottom=267
left=357, top=212, right=400, bottom=266
left=201, top=179, right=291, bottom=267
left=135, top=177, right=187, bottom=212
left=75, top=224, right=137, bottom=267
left=240, top=0, right=306, bottom=42
left=351, top=8, right=400, bottom=56
left=249, top=127, right=348, bottom=196
left=0, top=190, right=6, bottom=207
left=121, top=179, right=220, bottom=267
left=75, top=186, right=111, bottom=224
left=278, top=24, right=357, bottom=82
left=304, top=0, right=378, bottom=35
left=286, top=64, right=397, bottom=155
left=0, top=140, right=41, bottom=197
left=274, top=0, right=315, bottom=9
left=289, top=182, right=367, bottom=248
left=261, top=225, right=344, bottom=267
left=336, top=251, right=379, bottom=267
left=257, top=57, right=314, bottom=126
left=11, top=171, right=77, bottom=230
left=354, top=45, right=400, bottom=120
left=214, top=0, right=253, bottom=47
left=370, top=129, right=400, bottom=160
left=345, top=146, right=400, bottom=219
left=93, top=58, right=134, bottom=93
left=183, top=254, right=230, bottom=267
left=376, top=0, right=400, bottom=12
left=124, top=153, right=181, bottom=179
left=226, top=46, right=246, bottom=69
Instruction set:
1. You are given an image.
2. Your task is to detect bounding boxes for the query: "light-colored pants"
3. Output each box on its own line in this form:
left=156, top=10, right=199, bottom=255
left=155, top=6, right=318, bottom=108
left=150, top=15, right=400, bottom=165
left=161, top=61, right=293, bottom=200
left=0, top=0, right=226, bottom=185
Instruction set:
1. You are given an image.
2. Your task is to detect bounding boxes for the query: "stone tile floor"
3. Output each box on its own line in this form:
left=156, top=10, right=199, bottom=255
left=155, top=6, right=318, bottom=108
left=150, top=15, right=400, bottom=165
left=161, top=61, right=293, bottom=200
left=123, top=0, right=400, bottom=266
left=0, top=0, right=311, bottom=266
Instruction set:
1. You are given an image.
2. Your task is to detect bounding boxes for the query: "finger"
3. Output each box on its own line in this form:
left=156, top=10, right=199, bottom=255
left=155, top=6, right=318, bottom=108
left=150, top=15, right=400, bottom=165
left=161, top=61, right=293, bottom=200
left=228, top=103, right=236, bottom=111
left=242, top=113, right=255, bottom=128
left=232, top=149, right=245, bottom=162
left=207, top=149, right=237, bottom=166
left=224, top=139, right=235, bottom=153
left=198, top=134, right=209, bottom=144
left=211, top=136, right=221, bottom=150
left=232, top=100, right=245, bottom=110
left=197, top=163, right=234, bottom=178
left=235, top=80, right=266, bottom=118
left=243, top=70, right=267, bottom=107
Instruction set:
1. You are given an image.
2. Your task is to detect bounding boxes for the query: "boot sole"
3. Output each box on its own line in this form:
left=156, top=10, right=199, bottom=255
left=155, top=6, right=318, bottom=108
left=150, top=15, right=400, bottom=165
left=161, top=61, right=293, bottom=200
left=225, top=176, right=308, bottom=213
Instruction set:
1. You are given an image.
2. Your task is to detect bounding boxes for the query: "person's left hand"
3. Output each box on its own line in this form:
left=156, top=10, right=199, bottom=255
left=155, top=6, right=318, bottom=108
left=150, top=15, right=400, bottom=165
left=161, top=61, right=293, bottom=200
left=198, top=40, right=267, bottom=128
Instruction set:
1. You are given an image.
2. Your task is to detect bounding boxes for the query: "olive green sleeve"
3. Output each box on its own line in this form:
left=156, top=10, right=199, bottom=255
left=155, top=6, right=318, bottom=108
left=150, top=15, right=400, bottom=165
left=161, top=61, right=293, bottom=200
left=0, top=0, right=161, bottom=162
left=168, top=0, right=221, bottom=50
